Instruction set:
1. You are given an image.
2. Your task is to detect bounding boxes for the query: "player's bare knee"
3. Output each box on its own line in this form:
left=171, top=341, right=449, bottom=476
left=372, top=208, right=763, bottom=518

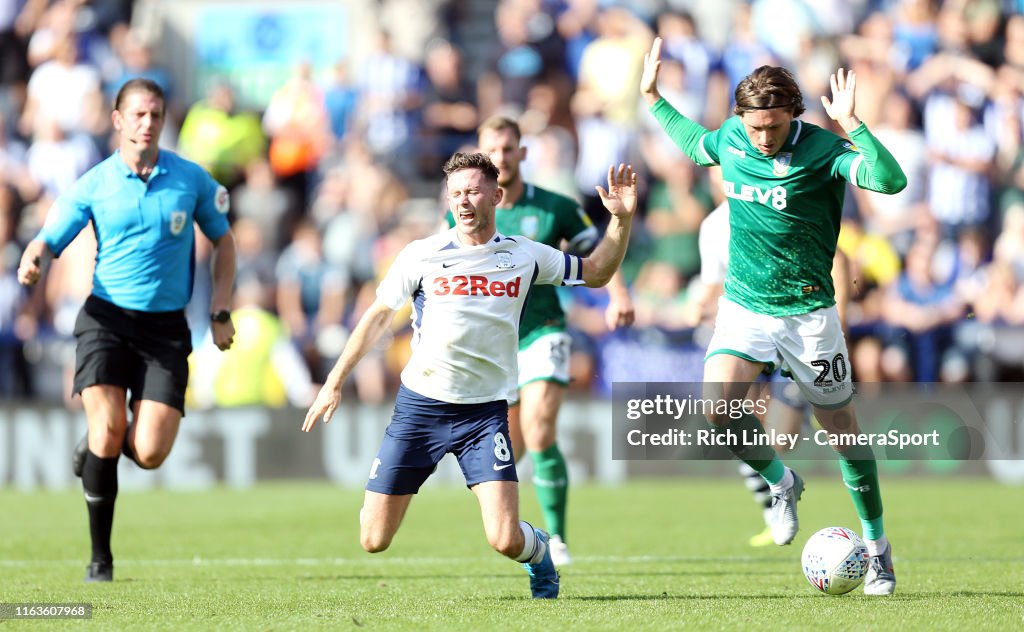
left=360, top=530, right=392, bottom=553
left=133, top=449, right=168, bottom=470
left=488, top=530, right=521, bottom=558
left=522, top=424, right=556, bottom=452
left=89, top=426, right=127, bottom=454
left=132, top=438, right=175, bottom=469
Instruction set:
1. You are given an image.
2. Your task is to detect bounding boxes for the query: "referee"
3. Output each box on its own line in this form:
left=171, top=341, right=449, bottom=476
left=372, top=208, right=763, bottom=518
left=18, top=78, right=237, bottom=582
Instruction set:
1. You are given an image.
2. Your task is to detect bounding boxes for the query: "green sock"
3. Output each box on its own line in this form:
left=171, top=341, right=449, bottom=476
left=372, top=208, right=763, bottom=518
left=711, top=413, right=785, bottom=485
left=530, top=444, right=568, bottom=541
left=838, top=443, right=885, bottom=539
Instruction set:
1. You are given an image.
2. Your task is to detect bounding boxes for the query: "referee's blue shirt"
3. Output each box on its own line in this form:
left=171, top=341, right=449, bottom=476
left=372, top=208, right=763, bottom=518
left=37, top=150, right=231, bottom=312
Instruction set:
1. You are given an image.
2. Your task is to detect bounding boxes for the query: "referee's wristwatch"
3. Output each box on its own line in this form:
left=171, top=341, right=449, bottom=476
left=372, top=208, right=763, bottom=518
left=210, top=309, right=232, bottom=324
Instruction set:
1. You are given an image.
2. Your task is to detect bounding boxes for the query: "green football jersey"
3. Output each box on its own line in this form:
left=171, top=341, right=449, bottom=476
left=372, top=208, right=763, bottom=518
left=698, top=116, right=862, bottom=316
left=650, top=98, right=906, bottom=316
left=445, top=183, right=597, bottom=344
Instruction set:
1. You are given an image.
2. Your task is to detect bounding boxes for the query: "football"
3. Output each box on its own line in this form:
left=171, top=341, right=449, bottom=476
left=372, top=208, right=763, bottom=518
left=801, top=526, right=870, bottom=595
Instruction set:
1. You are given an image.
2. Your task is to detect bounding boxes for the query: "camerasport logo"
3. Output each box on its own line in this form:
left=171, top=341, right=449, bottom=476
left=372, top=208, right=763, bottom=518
left=433, top=275, right=522, bottom=297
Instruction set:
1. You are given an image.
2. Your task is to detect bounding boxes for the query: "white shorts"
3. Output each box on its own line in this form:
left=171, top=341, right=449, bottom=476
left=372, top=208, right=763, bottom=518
left=705, top=297, right=853, bottom=408
left=516, top=331, right=571, bottom=390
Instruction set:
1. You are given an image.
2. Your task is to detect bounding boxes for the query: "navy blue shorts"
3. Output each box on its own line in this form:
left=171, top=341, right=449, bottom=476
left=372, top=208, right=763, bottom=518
left=366, top=385, right=518, bottom=495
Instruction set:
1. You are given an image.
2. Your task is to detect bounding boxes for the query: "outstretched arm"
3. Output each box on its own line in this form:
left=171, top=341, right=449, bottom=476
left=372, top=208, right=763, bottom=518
left=581, top=165, right=636, bottom=288
left=302, top=299, right=395, bottom=432
left=643, top=37, right=716, bottom=166
left=822, top=68, right=907, bottom=194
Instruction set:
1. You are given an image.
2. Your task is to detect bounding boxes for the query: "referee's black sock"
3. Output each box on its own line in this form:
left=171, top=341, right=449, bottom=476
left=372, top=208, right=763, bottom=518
left=81, top=451, right=119, bottom=564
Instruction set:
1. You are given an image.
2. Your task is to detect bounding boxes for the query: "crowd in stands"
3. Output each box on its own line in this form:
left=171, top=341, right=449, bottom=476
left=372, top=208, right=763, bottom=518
left=4, top=0, right=1024, bottom=406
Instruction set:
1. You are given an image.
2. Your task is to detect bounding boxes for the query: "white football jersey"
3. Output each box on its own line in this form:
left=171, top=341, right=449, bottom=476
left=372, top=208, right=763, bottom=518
left=698, top=202, right=730, bottom=286
left=377, top=228, right=585, bottom=404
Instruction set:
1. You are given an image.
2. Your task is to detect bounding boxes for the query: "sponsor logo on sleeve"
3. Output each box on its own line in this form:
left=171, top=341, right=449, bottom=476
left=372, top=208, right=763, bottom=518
left=214, top=185, right=230, bottom=214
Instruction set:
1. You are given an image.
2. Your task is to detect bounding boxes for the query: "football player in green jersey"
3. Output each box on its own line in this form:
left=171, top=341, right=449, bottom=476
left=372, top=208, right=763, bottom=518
left=642, top=37, right=905, bottom=595
left=446, top=116, right=635, bottom=566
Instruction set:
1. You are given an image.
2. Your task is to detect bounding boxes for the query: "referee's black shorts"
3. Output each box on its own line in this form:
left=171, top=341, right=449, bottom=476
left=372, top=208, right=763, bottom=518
left=72, top=295, right=193, bottom=414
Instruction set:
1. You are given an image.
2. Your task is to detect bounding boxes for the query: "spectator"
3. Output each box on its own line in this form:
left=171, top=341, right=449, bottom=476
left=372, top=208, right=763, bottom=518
left=355, top=30, right=425, bottom=179
left=275, top=220, right=349, bottom=381
left=190, top=279, right=314, bottom=409
left=855, top=89, right=928, bottom=253
left=231, top=158, right=296, bottom=252
left=104, top=30, right=172, bottom=110
left=178, top=79, right=265, bottom=189
left=263, top=60, right=329, bottom=210
left=419, top=40, right=479, bottom=177
left=0, top=182, right=35, bottom=396
left=25, top=113, right=99, bottom=197
left=323, top=60, right=359, bottom=144
left=882, top=234, right=966, bottom=382
left=20, top=34, right=101, bottom=135
left=926, top=95, right=995, bottom=235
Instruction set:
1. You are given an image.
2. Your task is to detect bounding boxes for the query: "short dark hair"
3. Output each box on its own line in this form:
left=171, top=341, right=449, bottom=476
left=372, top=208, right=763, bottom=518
left=114, top=78, right=166, bottom=114
left=477, top=115, right=521, bottom=142
left=734, top=66, right=805, bottom=117
left=443, top=152, right=500, bottom=183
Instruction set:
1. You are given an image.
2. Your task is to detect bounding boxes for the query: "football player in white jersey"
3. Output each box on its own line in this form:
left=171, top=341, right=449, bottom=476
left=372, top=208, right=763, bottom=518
left=302, top=153, right=636, bottom=599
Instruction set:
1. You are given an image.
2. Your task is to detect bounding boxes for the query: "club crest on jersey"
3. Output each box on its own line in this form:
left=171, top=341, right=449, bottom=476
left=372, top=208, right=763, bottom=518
left=496, top=250, right=514, bottom=269
left=772, top=152, right=793, bottom=176
left=169, top=211, right=187, bottom=235
left=520, top=216, right=538, bottom=239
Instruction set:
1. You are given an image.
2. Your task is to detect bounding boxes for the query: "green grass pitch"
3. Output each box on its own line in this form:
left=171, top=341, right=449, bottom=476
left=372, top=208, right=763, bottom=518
left=3, top=478, right=1022, bottom=630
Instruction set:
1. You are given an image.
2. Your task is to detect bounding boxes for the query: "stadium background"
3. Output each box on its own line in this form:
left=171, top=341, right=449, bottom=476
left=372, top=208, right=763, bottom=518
left=2, top=0, right=1024, bottom=490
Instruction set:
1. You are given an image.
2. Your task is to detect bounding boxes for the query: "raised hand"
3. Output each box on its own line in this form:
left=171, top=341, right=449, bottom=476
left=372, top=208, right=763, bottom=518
left=640, top=37, right=663, bottom=103
left=820, top=68, right=859, bottom=130
left=596, top=164, right=638, bottom=220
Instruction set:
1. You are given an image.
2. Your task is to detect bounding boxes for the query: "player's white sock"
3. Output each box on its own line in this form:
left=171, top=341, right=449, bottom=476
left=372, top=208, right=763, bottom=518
left=514, top=520, right=543, bottom=563
left=768, top=467, right=794, bottom=496
left=865, top=535, right=889, bottom=557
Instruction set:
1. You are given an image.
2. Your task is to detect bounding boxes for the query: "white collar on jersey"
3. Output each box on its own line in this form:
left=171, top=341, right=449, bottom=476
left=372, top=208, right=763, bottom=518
left=448, top=229, right=505, bottom=249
